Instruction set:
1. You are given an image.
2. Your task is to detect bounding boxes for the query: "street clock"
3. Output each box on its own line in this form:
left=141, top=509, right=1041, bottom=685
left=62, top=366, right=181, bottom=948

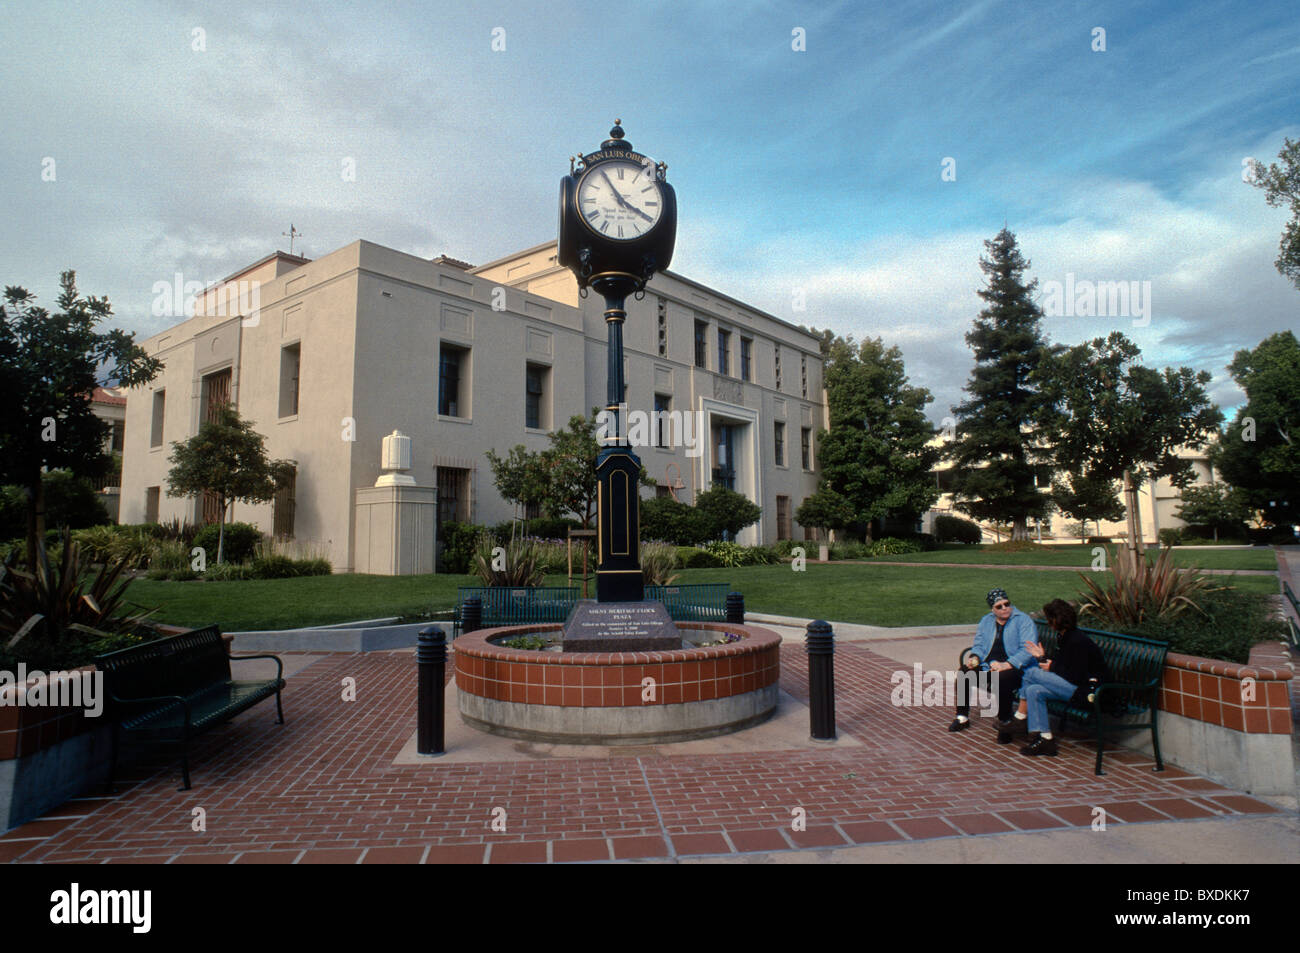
left=558, top=120, right=677, bottom=294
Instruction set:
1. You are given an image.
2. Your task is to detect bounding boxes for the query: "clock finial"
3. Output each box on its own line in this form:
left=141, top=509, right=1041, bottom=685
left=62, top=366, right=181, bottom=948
left=603, top=120, right=631, bottom=152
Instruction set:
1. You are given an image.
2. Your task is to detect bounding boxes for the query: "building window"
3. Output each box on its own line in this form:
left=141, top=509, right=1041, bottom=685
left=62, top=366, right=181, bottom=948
left=279, top=343, right=301, bottom=417
left=775, top=344, right=782, bottom=391
left=801, top=354, right=808, bottom=398
left=439, top=344, right=468, bottom=417
left=774, top=421, right=785, bottom=466
left=201, top=369, right=231, bottom=423
left=145, top=486, right=160, bottom=523
left=437, top=466, right=472, bottom=525
left=657, top=296, right=667, bottom=357
left=109, top=419, right=125, bottom=454
left=150, top=390, right=165, bottom=447
left=718, top=328, right=731, bottom=376
left=694, top=320, right=707, bottom=368
left=777, top=495, right=792, bottom=540
left=525, top=363, right=549, bottom=430
left=654, top=393, right=671, bottom=447
left=273, top=469, right=296, bottom=538
left=801, top=427, right=812, bottom=470
left=740, top=338, right=752, bottom=381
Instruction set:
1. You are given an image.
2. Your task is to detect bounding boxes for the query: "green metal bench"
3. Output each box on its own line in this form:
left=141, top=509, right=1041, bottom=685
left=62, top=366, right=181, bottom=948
left=646, top=583, right=731, bottom=622
left=1283, top=583, right=1300, bottom=650
left=452, top=586, right=580, bottom=637
left=96, top=625, right=285, bottom=790
left=451, top=582, right=733, bottom=636
left=958, top=621, right=1169, bottom=775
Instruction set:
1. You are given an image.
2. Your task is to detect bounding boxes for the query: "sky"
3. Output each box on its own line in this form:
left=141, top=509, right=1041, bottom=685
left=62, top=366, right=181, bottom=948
left=2, top=0, right=1297, bottom=423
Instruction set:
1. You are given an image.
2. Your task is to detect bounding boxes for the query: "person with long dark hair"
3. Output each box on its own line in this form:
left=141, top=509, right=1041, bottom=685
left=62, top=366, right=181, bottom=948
left=1018, top=599, right=1110, bottom=757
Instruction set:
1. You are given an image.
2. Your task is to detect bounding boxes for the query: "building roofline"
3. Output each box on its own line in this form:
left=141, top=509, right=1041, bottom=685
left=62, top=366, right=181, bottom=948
left=214, top=250, right=311, bottom=287
left=469, top=239, right=557, bottom=275
left=471, top=239, right=822, bottom=349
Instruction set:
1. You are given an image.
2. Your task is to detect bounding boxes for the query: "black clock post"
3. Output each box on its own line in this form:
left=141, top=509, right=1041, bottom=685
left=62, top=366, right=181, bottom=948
left=558, top=121, right=677, bottom=603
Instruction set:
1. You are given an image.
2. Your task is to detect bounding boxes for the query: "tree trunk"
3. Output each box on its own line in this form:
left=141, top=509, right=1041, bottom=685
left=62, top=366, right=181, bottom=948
left=1122, top=470, right=1145, bottom=556
left=1012, top=516, right=1030, bottom=541
left=25, top=471, right=46, bottom=568
left=217, top=501, right=227, bottom=564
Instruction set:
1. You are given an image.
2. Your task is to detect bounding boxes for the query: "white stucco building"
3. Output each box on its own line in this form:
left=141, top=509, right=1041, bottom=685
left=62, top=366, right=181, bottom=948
left=119, top=240, right=824, bottom=572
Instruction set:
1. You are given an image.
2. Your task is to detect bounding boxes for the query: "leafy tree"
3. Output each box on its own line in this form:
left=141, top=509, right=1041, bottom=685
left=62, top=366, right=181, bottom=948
left=946, top=229, right=1054, bottom=540
left=809, top=333, right=941, bottom=541
left=1037, top=332, right=1222, bottom=553
left=484, top=444, right=550, bottom=533
left=165, top=403, right=295, bottom=563
left=486, top=411, right=653, bottom=530
left=1210, top=331, right=1300, bottom=527
left=1246, top=138, right=1300, bottom=291
left=1174, top=483, right=1252, bottom=542
left=639, top=496, right=713, bottom=546
left=1050, top=471, right=1125, bottom=541
left=794, top=487, right=855, bottom=540
left=694, top=485, right=762, bottom=541
left=0, top=273, right=162, bottom=565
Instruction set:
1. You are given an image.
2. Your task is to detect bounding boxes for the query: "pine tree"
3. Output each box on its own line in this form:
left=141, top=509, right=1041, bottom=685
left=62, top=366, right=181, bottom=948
left=946, top=229, right=1052, bottom=540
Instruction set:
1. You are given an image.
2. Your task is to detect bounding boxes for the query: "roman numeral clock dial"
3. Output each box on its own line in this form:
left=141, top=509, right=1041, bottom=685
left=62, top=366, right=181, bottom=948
left=576, top=160, right=663, bottom=240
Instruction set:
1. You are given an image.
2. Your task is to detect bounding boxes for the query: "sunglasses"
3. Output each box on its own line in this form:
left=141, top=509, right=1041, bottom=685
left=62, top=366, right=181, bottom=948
left=993, top=602, right=1010, bottom=610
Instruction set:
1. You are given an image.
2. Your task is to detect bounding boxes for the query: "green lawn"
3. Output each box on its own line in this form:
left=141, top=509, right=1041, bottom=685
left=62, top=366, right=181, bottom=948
left=861, top=544, right=1278, bottom=572
left=124, top=562, right=1280, bottom=631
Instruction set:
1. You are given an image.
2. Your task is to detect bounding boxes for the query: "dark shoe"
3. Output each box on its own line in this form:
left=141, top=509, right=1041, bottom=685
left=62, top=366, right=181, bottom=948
left=1021, top=736, right=1059, bottom=757
left=997, top=717, right=1028, bottom=735
left=996, top=729, right=1014, bottom=744
left=948, top=718, right=971, bottom=733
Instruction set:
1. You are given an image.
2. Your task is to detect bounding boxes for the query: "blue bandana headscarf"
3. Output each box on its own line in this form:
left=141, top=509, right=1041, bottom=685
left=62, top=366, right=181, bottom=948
left=987, top=588, right=1009, bottom=607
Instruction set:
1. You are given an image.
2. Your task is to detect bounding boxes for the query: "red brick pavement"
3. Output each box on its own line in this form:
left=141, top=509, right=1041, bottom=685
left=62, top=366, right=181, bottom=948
left=1, top=642, right=1282, bottom=864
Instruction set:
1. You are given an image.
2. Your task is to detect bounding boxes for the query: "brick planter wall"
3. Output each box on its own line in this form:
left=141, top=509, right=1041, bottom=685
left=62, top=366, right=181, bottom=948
left=454, top=622, right=782, bottom=744
left=1125, top=641, right=1295, bottom=795
left=0, top=624, right=204, bottom=830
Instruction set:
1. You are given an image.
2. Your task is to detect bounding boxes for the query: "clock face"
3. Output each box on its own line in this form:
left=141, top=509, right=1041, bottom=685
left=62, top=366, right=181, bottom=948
left=576, top=160, right=663, bottom=240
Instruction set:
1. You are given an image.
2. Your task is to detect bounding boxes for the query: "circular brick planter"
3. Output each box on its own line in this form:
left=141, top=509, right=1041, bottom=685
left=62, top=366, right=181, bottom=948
left=454, top=622, right=781, bottom=745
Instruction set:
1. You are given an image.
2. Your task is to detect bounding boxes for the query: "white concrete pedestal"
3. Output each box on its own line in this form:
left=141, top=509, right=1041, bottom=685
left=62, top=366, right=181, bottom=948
left=353, top=484, right=437, bottom=575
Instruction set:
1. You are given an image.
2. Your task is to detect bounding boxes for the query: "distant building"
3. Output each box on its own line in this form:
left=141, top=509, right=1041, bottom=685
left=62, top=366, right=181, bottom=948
left=119, top=240, right=824, bottom=571
left=926, top=441, right=1222, bottom=543
left=89, top=386, right=126, bottom=521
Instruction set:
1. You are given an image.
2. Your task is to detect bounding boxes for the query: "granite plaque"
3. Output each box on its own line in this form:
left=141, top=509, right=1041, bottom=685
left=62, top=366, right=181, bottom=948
left=562, top=600, right=681, bottom=652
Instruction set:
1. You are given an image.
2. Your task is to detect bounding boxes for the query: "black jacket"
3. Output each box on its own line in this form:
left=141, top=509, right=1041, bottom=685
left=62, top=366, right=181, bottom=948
left=1049, top=628, right=1111, bottom=705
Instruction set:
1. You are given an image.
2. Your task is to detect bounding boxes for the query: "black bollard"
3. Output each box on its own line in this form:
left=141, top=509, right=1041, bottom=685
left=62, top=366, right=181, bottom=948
left=461, top=596, right=483, bottom=636
left=806, top=619, right=837, bottom=741
left=417, top=626, right=447, bottom=755
left=726, top=592, right=745, bottom=625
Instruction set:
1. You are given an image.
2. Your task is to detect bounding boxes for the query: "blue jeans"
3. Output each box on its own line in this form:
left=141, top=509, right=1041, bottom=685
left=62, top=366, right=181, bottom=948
left=1020, top=665, right=1078, bottom=733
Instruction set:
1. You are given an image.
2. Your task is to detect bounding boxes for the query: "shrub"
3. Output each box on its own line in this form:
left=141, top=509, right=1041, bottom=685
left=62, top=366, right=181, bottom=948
left=677, top=546, right=722, bottom=568
left=150, top=539, right=191, bottom=574
left=772, top=539, right=799, bottom=557
left=1157, top=528, right=1183, bottom=547
left=0, top=471, right=109, bottom=539
left=439, top=521, right=486, bottom=574
left=640, top=541, right=681, bottom=585
left=693, top=486, right=762, bottom=541
left=743, top=545, right=781, bottom=565
left=640, top=496, right=712, bottom=546
left=867, top=537, right=923, bottom=556
left=1077, top=546, right=1215, bottom=628
left=934, top=514, right=983, bottom=545
left=192, top=521, right=263, bottom=564
left=294, top=558, right=332, bottom=577
left=250, top=554, right=298, bottom=579
left=0, top=529, right=156, bottom=670
left=529, top=539, right=569, bottom=575
left=500, top=634, right=550, bottom=651
left=1104, top=587, right=1288, bottom=664
left=73, top=525, right=123, bottom=564
left=1086, top=536, right=1112, bottom=545
left=472, top=533, right=544, bottom=586
left=204, top=561, right=253, bottom=581
left=987, top=540, right=1048, bottom=553
left=829, top=541, right=864, bottom=560
left=704, top=540, right=747, bottom=568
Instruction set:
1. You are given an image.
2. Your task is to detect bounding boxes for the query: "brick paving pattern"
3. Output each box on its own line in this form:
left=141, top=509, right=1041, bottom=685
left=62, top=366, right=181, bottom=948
left=1, top=642, right=1282, bottom=864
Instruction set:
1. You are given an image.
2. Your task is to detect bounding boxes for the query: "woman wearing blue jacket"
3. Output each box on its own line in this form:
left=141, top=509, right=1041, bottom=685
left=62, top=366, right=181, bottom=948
left=949, top=587, right=1040, bottom=742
